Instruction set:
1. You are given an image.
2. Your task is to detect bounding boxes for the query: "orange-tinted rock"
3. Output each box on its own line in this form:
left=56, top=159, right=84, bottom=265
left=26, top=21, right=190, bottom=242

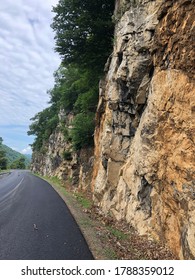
left=92, top=0, right=195, bottom=259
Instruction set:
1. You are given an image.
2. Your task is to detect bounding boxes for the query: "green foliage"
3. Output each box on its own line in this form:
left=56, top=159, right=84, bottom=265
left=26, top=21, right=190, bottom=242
left=63, top=150, right=72, bottom=161
left=74, top=85, right=99, bottom=113
left=0, top=138, right=7, bottom=170
left=28, top=106, right=58, bottom=151
left=29, top=0, right=115, bottom=152
left=0, top=137, right=30, bottom=169
left=74, top=192, right=92, bottom=209
left=1, top=144, right=31, bottom=167
left=104, top=248, right=118, bottom=260
left=49, top=65, right=99, bottom=114
left=107, top=226, right=128, bottom=240
left=29, top=65, right=97, bottom=152
left=70, top=113, right=95, bottom=150
left=0, top=155, right=7, bottom=170
left=49, top=65, right=83, bottom=111
left=51, top=0, right=114, bottom=72
left=60, top=126, right=72, bottom=142
left=10, top=157, right=26, bottom=169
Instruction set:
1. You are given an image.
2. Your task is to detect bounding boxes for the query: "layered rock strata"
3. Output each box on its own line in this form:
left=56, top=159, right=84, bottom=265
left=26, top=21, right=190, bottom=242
left=92, top=0, right=195, bottom=259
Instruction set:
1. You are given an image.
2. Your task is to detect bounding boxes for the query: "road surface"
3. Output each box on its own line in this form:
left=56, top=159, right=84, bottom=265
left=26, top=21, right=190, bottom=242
left=0, top=170, right=93, bottom=260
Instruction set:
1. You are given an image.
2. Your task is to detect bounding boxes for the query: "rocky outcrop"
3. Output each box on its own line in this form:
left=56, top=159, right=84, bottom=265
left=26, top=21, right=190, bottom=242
left=31, top=111, right=94, bottom=191
left=31, top=0, right=195, bottom=259
left=92, top=0, right=195, bottom=259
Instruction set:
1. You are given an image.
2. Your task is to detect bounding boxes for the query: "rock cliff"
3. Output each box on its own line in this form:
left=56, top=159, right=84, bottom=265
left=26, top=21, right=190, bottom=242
left=92, top=0, right=195, bottom=259
left=31, top=0, right=195, bottom=259
left=31, top=110, right=94, bottom=192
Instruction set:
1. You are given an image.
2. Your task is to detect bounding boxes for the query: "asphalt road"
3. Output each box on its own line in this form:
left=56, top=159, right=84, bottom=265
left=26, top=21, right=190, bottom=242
left=0, top=170, right=94, bottom=260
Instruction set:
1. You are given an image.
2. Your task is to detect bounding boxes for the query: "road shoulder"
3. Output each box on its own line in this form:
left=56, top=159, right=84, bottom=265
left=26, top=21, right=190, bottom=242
left=33, top=173, right=177, bottom=260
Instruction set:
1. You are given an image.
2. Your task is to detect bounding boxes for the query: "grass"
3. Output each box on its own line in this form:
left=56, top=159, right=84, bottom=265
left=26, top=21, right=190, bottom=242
left=34, top=173, right=69, bottom=196
left=31, top=172, right=177, bottom=260
left=0, top=169, right=10, bottom=174
left=79, top=218, right=93, bottom=227
left=104, top=248, right=118, bottom=260
left=32, top=172, right=152, bottom=260
left=45, top=175, right=92, bottom=209
left=32, top=172, right=113, bottom=259
left=46, top=175, right=62, bottom=186
left=33, top=172, right=92, bottom=209
left=107, top=226, right=128, bottom=240
left=74, top=192, right=92, bottom=209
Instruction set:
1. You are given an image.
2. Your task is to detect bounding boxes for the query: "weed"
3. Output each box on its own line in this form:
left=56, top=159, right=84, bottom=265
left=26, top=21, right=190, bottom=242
left=80, top=218, right=92, bottom=227
left=74, top=192, right=92, bottom=209
left=0, top=169, right=10, bottom=174
left=104, top=248, right=118, bottom=260
left=107, top=226, right=128, bottom=240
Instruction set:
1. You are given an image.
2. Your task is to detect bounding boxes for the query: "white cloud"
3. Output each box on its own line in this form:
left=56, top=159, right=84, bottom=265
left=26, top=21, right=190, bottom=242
left=21, top=146, right=32, bottom=155
left=0, top=0, right=60, bottom=126
left=0, top=0, right=60, bottom=150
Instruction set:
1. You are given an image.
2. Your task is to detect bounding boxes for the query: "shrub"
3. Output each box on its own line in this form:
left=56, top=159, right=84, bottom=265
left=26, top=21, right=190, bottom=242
left=70, top=112, right=95, bottom=150
left=63, top=150, right=72, bottom=161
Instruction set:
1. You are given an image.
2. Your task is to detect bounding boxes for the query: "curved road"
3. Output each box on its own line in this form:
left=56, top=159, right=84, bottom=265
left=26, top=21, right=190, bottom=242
left=0, top=170, right=93, bottom=260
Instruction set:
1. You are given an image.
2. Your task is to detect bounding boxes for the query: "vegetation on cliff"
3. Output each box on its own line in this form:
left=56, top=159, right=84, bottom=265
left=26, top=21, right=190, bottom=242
left=0, top=137, right=7, bottom=170
left=28, top=0, right=114, bottom=152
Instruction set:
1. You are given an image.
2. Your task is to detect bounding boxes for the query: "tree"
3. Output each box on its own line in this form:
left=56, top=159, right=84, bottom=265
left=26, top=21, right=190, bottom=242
left=0, top=137, right=7, bottom=170
left=51, top=0, right=114, bottom=73
left=29, top=1, right=115, bottom=152
left=10, top=157, right=26, bottom=169
left=49, top=64, right=99, bottom=113
left=28, top=106, right=58, bottom=151
left=49, top=64, right=85, bottom=111
left=70, top=112, right=95, bottom=150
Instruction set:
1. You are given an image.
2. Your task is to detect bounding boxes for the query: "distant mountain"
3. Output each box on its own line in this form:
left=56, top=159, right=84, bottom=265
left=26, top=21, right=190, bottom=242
left=2, top=144, right=31, bottom=168
left=24, top=154, right=32, bottom=161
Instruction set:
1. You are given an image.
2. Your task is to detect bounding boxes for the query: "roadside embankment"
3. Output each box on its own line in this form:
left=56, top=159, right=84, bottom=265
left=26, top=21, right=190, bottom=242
left=34, top=173, right=177, bottom=260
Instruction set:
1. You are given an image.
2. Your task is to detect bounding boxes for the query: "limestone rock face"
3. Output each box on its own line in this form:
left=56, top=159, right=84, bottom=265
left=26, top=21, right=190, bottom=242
left=92, top=0, right=195, bottom=259
left=31, top=111, right=93, bottom=192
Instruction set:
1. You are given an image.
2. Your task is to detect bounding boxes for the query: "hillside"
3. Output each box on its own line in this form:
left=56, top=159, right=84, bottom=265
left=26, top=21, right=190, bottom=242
left=2, top=144, right=31, bottom=168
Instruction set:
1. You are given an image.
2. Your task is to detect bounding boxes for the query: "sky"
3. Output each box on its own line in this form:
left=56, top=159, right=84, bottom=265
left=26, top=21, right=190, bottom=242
left=0, top=0, right=61, bottom=154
